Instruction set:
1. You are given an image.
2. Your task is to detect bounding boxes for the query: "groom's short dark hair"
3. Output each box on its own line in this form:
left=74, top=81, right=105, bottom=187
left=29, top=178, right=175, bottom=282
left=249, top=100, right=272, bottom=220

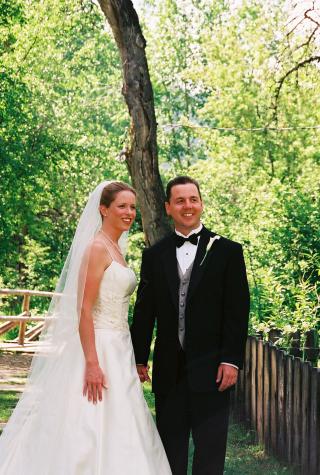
left=166, top=176, right=202, bottom=202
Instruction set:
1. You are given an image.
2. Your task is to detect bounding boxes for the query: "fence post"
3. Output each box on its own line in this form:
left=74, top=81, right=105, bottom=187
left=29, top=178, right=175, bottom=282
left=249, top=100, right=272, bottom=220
left=290, top=330, right=302, bottom=358
left=269, top=329, right=281, bottom=345
left=263, top=341, right=271, bottom=452
left=256, top=339, right=264, bottom=444
left=245, top=338, right=252, bottom=425
left=236, top=359, right=245, bottom=423
left=304, top=329, right=319, bottom=366
left=270, top=345, right=278, bottom=453
left=277, top=350, right=285, bottom=460
left=240, top=360, right=245, bottom=419
left=301, top=361, right=311, bottom=474
left=293, top=358, right=302, bottom=471
left=18, top=293, right=30, bottom=346
left=285, top=355, right=294, bottom=464
left=251, top=337, right=257, bottom=436
left=309, top=367, right=320, bottom=475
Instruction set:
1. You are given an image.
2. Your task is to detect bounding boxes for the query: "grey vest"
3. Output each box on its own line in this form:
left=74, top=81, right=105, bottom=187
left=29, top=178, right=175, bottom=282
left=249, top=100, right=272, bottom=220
left=177, top=262, right=194, bottom=349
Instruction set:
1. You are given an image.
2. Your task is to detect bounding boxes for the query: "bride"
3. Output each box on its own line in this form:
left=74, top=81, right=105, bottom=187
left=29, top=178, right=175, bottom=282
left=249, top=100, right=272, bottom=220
left=0, top=181, right=172, bottom=475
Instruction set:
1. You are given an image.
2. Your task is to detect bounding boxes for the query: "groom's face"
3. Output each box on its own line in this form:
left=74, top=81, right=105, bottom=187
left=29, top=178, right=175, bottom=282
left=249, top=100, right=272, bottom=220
left=165, top=183, right=203, bottom=235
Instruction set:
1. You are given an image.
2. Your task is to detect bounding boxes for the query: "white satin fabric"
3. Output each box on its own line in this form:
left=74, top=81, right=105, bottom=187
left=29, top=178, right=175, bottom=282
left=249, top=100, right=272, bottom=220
left=0, top=262, right=171, bottom=475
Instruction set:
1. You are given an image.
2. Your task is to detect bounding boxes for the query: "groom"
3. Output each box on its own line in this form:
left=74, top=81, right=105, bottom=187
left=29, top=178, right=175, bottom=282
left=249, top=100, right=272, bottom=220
left=131, top=176, right=250, bottom=474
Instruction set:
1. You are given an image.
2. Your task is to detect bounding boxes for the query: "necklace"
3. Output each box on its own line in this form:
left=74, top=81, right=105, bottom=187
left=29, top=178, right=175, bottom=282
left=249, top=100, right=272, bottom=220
left=99, top=229, right=122, bottom=253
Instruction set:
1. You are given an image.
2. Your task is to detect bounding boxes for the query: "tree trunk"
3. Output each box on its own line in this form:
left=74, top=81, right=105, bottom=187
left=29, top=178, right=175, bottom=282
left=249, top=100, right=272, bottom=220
left=97, top=0, right=171, bottom=245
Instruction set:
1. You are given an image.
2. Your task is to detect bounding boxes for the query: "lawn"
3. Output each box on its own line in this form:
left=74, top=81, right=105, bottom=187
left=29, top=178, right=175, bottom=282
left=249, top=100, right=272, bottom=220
left=224, top=424, right=294, bottom=475
left=0, top=383, right=294, bottom=474
left=142, top=383, right=295, bottom=475
left=0, top=391, right=20, bottom=424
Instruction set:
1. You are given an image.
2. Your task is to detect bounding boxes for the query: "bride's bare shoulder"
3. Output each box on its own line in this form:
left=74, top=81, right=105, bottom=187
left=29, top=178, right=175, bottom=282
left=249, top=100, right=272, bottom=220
left=86, top=237, right=112, bottom=265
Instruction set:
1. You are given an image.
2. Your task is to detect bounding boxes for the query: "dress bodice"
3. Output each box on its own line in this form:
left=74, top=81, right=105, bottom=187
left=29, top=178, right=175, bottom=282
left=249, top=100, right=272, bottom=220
left=92, top=261, right=137, bottom=332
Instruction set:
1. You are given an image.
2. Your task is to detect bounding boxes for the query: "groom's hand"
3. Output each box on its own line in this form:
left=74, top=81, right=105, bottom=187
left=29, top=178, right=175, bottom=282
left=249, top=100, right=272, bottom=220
left=136, top=364, right=151, bottom=383
left=216, top=364, right=238, bottom=392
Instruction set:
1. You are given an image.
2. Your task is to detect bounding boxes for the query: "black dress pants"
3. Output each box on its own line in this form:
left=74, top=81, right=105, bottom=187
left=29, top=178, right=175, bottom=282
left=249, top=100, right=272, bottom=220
left=155, top=351, right=230, bottom=475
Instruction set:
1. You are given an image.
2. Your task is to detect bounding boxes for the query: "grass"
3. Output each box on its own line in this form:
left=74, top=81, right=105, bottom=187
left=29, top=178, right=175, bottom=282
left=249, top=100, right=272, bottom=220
left=224, top=424, right=295, bottom=474
left=143, top=383, right=294, bottom=475
left=1, top=378, right=294, bottom=474
left=0, top=391, right=20, bottom=423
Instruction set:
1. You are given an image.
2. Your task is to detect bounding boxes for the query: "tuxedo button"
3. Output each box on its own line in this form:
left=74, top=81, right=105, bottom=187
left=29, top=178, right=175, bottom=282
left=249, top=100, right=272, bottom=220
left=180, top=302, right=184, bottom=307
left=181, top=292, right=186, bottom=296
left=180, top=328, right=184, bottom=332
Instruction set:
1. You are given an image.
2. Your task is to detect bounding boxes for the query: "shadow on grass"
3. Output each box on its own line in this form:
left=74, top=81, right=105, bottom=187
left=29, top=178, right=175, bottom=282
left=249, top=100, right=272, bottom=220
left=224, top=423, right=295, bottom=475
left=143, top=383, right=294, bottom=475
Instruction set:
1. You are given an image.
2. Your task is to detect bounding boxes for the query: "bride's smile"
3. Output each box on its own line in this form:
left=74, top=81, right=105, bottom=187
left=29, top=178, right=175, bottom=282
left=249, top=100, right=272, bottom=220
left=99, top=190, right=136, bottom=238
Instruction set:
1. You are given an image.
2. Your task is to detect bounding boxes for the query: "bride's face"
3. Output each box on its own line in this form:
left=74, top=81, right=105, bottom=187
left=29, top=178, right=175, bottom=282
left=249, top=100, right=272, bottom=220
left=101, top=190, right=136, bottom=232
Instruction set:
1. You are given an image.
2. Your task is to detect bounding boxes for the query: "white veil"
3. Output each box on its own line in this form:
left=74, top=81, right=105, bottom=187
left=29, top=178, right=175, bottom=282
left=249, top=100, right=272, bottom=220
left=0, top=180, right=128, bottom=463
left=43, top=179, right=127, bottom=340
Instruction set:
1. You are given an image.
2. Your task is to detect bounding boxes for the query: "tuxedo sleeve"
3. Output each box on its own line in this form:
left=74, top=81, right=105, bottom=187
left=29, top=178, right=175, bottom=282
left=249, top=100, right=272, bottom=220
left=130, top=248, right=156, bottom=365
left=220, top=244, right=250, bottom=369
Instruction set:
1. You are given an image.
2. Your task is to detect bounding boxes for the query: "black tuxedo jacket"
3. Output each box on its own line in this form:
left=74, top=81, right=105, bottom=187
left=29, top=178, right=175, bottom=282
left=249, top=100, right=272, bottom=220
left=130, top=226, right=250, bottom=394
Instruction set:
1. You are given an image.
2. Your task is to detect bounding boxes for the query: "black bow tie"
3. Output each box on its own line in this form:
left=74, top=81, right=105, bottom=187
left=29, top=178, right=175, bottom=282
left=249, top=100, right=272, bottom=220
left=174, top=231, right=201, bottom=248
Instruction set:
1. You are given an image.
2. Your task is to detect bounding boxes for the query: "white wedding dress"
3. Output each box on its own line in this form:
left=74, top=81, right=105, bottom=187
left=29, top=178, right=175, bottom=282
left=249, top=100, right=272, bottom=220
left=0, top=261, right=172, bottom=475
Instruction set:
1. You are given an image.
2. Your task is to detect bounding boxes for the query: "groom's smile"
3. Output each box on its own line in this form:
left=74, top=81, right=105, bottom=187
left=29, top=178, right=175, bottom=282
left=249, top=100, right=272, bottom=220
left=165, top=183, right=203, bottom=235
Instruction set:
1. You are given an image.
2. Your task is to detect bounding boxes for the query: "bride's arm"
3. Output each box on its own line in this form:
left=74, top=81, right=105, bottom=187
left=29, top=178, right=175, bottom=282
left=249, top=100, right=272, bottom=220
left=79, top=241, right=110, bottom=404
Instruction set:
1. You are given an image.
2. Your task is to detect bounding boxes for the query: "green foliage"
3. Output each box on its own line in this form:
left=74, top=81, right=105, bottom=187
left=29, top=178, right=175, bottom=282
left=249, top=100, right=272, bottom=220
left=3, top=326, right=19, bottom=341
left=0, top=0, right=319, bottom=343
left=188, top=139, right=319, bottom=336
left=0, top=0, right=133, bottom=316
left=152, top=0, right=320, bottom=338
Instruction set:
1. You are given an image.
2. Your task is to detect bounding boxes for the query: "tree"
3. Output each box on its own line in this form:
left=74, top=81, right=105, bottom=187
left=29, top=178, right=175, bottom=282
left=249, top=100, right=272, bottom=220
left=274, top=0, right=320, bottom=115
left=97, top=0, right=171, bottom=245
left=0, top=0, right=134, bottom=300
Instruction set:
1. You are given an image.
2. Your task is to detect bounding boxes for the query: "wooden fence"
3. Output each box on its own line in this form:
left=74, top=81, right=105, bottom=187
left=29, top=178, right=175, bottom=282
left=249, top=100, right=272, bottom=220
left=0, top=289, right=59, bottom=347
left=232, top=335, right=320, bottom=475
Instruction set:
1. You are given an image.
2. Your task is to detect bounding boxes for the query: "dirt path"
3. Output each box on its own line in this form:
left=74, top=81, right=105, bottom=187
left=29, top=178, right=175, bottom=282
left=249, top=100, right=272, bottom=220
left=0, top=352, right=33, bottom=431
left=0, top=352, right=32, bottom=392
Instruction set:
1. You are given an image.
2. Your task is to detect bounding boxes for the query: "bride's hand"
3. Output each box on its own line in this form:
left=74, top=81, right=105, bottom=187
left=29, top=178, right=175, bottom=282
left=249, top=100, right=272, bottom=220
left=83, top=362, right=108, bottom=404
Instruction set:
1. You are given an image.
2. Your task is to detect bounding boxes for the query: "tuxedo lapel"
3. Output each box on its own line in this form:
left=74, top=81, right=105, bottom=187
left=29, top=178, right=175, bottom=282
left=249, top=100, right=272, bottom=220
left=161, top=234, right=179, bottom=312
left=187, top=227, right=216, bottom=302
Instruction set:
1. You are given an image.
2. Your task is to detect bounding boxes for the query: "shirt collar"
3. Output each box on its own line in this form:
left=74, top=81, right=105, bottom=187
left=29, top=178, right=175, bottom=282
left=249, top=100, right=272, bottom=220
left=175, top=223, right=203, bottom=238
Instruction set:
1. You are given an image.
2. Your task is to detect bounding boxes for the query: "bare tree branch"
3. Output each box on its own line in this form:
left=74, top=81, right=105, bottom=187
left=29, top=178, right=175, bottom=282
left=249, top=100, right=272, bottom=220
left=276, top=55, right=320, bottom=100
left=274, top=1, right=320, bottom=123
left=295, top=25, right=318, bottom=50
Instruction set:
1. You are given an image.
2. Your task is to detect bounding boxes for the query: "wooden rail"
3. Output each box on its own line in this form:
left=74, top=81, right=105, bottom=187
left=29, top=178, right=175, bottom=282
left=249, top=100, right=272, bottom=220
left=232, top=335, right=320, bottom=475
left=0, top=288, right=60, bottom=346
left=0, top=289, right=59, bottom=297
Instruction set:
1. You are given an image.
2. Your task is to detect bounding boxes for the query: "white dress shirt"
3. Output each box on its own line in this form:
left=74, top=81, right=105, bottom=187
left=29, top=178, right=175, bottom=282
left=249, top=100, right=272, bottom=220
left=174, top=224, right=238, bottom=371
left=175, top=224, right=202, bottom=274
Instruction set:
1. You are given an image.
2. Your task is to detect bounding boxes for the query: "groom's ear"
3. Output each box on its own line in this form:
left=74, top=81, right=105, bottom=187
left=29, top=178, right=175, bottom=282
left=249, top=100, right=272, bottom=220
left=165, top=200, right=171, bottom=216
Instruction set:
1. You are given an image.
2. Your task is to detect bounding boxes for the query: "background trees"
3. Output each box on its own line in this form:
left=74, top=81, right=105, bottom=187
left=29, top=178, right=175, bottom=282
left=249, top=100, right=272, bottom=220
left=1, top=0, right=319, bottom=337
